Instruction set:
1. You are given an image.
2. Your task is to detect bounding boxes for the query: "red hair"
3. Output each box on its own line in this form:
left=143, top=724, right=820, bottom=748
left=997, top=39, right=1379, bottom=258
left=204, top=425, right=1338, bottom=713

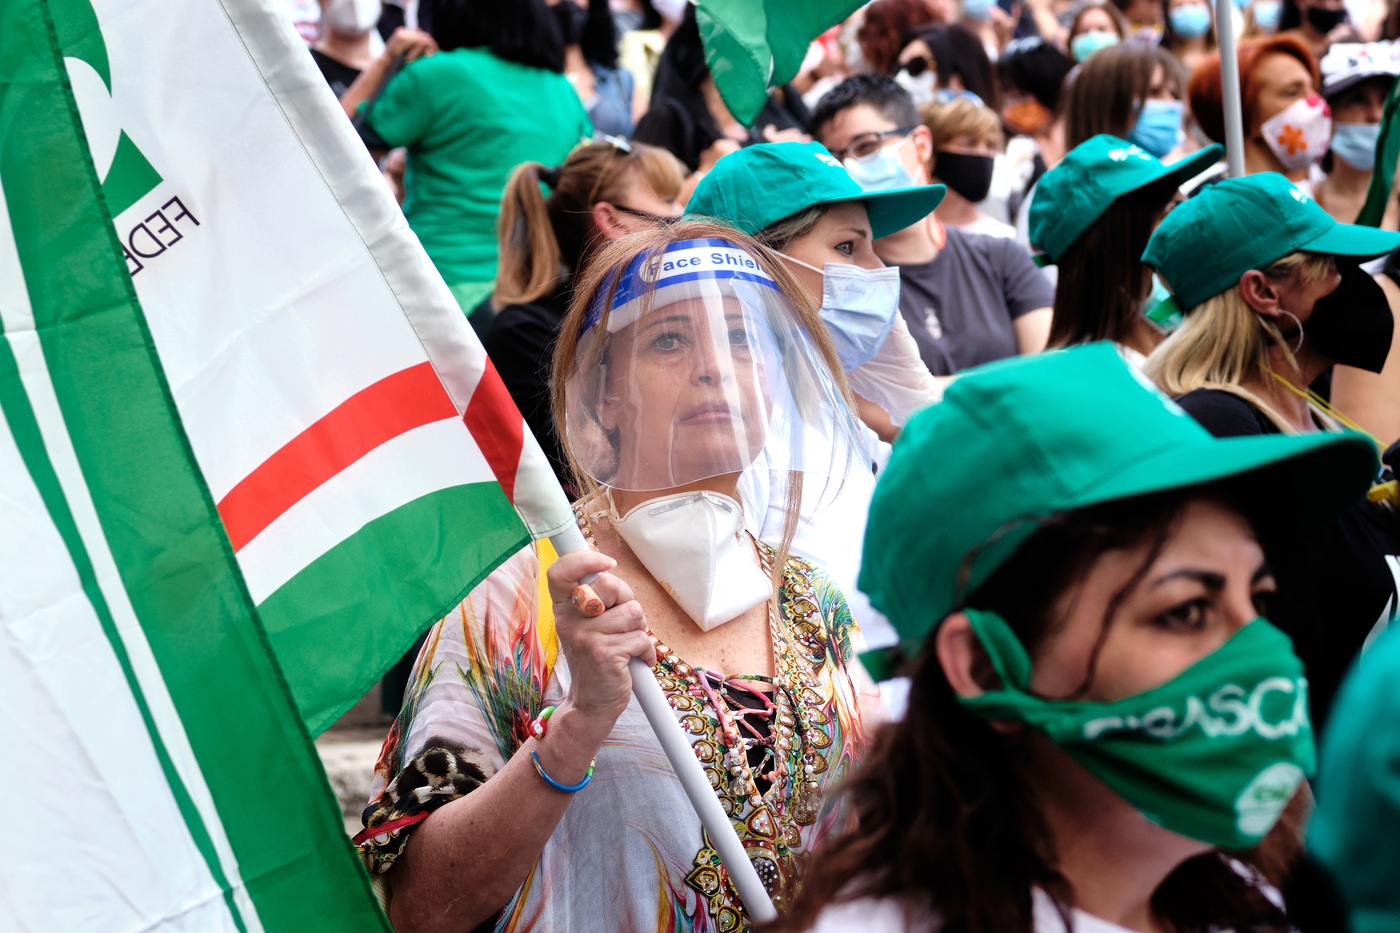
left=1188, top=35, right=1319, bottom=142
left=858, top=0, right=942, bottom=75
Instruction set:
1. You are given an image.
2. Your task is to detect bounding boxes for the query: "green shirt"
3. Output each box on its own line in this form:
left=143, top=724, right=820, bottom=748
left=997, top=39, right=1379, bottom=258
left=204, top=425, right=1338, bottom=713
left=368, top=48, right=591, bottom=286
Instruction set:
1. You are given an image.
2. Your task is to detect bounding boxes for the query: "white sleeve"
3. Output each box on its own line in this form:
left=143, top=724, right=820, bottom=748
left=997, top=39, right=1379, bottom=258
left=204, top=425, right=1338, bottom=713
left=845, top=312, right=942, bottom=427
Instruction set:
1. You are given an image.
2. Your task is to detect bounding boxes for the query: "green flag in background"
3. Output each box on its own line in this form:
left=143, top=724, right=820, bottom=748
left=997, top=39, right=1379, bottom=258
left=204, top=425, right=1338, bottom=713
left=1358, top=74, right=1400, bottom=226
left=696, top=0, right=864, bottom=126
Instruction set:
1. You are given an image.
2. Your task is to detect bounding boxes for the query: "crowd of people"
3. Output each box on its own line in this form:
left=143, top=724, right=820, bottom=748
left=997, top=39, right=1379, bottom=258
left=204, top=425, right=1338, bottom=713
left=291, top=0, right=1400, bottom=930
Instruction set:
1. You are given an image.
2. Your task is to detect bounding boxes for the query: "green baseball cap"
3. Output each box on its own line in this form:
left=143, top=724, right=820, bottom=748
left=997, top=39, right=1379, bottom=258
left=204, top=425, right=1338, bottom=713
left=858, top=342, right=1377, bottom=650
left=684, top=141, right=944, bottom=240
left=1029, top=136, right=1223, bottom=264
left=1143, top=172, right=1400, bottom=313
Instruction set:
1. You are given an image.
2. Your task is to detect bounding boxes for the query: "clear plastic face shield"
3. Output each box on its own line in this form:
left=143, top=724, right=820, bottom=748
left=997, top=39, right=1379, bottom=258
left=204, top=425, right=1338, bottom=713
left=564, top=238, right=865, bottom=493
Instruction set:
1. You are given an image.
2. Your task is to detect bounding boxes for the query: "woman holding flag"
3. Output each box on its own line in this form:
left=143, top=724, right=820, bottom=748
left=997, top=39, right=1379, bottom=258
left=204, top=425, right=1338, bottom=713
left=357, top=220, right=871, bottom=932
left=684, top=140, right=946, bottom=658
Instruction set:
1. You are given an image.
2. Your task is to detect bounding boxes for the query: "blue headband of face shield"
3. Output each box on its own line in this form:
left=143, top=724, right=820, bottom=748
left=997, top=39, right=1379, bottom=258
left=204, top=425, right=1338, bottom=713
left=581, top=238, right=782, bottom=337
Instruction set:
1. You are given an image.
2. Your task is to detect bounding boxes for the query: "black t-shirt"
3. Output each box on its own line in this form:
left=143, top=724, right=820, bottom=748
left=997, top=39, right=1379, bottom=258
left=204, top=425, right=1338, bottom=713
left=310, top=48, right=361, bottom=100
left=483, top=287, right=574, bottom=491
left=1177, top=388, right=1400, bottom=730
left=895, top=227, right=1054, bottom=375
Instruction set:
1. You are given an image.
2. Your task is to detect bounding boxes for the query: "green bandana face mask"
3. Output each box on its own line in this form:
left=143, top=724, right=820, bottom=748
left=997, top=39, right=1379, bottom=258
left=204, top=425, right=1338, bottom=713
left=960, top=609, right=1315, bottom=849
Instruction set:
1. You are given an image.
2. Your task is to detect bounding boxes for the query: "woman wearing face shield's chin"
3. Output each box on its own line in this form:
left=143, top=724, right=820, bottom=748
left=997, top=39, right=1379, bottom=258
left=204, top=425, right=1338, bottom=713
left=684, top=141, right=949, bottom=680
left=355, top=219, right=873, bottom=933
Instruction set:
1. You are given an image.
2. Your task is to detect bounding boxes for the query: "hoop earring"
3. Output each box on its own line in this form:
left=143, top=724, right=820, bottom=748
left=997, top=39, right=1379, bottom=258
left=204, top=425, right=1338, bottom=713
left=1275, top=309, right=1305, bottom=355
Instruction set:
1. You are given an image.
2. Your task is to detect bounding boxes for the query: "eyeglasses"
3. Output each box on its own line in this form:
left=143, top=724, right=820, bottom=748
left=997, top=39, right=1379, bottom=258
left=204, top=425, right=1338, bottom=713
left=1002, top=36, right=1047, bottom=57
left=615, top=204, right=679, bottom=225
left=828, top=127, right=916, bottom=162
left=584, top=135, right=636, bottom=204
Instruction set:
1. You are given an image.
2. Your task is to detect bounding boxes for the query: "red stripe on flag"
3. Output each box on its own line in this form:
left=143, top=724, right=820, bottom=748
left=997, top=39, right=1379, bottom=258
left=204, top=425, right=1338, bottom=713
left=218, top=362, right=458, bottom=552
left=463, top=359, right=524, bottom=503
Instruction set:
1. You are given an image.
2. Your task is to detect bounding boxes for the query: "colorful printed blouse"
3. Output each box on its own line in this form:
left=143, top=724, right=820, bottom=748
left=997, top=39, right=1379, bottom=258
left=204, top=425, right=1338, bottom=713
left=358, top=534, right=867, bottom=932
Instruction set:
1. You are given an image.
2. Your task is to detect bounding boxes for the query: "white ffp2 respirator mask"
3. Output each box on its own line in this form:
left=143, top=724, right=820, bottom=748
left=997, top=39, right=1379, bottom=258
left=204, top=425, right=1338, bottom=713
left=324, top=0, right=382, bottom=35
left=609, top=490, right=771, bottom=631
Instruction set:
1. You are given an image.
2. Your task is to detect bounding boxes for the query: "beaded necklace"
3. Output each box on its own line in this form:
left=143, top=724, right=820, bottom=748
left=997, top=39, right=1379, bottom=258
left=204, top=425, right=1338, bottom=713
left=573, top=504, right=836, bottom=919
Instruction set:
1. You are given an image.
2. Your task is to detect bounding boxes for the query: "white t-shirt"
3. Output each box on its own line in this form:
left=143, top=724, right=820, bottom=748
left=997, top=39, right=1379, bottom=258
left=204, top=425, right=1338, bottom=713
left=806, top=888, right=1144, bottom=933
left=956, top=214, right=1019, bottom=240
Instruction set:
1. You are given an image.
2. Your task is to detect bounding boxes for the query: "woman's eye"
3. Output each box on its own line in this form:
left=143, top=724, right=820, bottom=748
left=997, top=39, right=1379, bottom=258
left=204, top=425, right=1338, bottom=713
left=1250, top=589, right=1274, bottom=621
left=835, top=241, right=854, bottom=256
left=650, top=332, right=685, bottom=352
left=728, top=327, right=751, bottom=350
left=1155, top=598, right=1206, bottom=630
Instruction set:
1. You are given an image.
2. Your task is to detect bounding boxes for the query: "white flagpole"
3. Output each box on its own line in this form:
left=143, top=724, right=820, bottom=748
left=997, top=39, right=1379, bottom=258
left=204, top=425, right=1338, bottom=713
left=1217, top=0, right=1247, bottom=176
left=549, top=523, right=780, bottom=924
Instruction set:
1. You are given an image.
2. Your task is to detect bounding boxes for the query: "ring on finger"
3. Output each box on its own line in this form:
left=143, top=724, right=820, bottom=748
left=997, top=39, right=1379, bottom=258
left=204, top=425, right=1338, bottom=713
left=571, top=583, right=606, bottom=618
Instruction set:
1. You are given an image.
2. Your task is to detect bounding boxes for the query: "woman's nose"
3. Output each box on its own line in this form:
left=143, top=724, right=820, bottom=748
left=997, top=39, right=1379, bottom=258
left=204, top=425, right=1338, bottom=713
left=692, top=340, right=725, bottom=384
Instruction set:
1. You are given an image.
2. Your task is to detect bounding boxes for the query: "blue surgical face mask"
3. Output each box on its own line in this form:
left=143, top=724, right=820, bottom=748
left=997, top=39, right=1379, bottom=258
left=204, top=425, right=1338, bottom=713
left=1071, top=29, right=1120, bottom=62
left=844, top=139, right=919, bottom=192
left=1253, top=0, right=1282, bottom=30
left=781, top=254, right=903, bottom=370
left=1127, top=98, right=1184, bottom=158
left=1331, top=122, right=1381, bottom=170
left=964, top=0, right=995, bottom=22
left=1168, top=3, right=1212, bottom=37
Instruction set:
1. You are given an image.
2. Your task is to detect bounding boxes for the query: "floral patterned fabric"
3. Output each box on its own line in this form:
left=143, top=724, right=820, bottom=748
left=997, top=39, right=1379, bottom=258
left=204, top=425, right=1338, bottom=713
left=359, top=530, right=866, bottom=932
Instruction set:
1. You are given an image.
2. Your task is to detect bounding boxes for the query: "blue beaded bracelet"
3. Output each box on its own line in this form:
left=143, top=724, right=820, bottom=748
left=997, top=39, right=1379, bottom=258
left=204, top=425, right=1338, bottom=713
left=530, top=750, right=595, bottom=793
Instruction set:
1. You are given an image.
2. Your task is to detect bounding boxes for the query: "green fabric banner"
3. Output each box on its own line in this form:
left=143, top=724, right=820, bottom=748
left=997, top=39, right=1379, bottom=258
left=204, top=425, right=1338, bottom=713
left=696, top=0, right=864, bottom=126
left=1357, top=74, right=1400, bottom=227
left=0, top=1, right=389, bottom=928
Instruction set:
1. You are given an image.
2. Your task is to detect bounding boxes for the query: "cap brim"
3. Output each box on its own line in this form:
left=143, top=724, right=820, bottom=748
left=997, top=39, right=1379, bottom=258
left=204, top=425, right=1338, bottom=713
left=1082, top=429, right=1376, bottom=529
left=1324, top=71, right=1400, bottom=101
left=1302, top=221, right=1400, bottom=259
left=1042, top=147, right=1223, bottom=265
left=825, top=184, right=946, bottom=240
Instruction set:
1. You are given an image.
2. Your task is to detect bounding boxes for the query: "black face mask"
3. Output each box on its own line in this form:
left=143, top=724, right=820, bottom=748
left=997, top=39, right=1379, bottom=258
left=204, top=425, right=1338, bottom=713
left=933, top=151, right=996, bottom=203
left=553, top=1, right=589, bottom=47
left=1305, top=5, right=1347, bottom=33
left=1298, top=260, right=1394, bottom=372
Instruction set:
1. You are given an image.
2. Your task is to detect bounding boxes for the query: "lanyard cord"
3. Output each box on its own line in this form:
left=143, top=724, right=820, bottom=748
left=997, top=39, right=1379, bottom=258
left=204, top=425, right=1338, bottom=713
left=1270, top=371, right=1383, bottom=449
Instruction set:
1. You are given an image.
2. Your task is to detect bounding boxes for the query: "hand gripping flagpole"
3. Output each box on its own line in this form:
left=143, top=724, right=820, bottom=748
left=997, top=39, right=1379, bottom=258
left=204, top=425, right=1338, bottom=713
left=1217, top=0, right=1247, bottom=177
left=549, top=521, right=780, bottom=925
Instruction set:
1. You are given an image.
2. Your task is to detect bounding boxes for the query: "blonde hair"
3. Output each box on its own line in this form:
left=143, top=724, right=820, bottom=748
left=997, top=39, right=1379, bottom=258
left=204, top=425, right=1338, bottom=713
left=920, top=96, right=1004, bottom=152
left=551, top=219, right=857, bottom=587
left=1144, top=251, right=1334, bottom=431
left=495, top=142, right=686, bottom=307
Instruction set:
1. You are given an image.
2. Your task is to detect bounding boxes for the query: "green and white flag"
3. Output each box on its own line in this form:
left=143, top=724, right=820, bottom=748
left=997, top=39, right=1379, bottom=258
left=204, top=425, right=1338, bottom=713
left=696, top=0, right=865, bottom=125
left=0, top=0, right=573, bottom=928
